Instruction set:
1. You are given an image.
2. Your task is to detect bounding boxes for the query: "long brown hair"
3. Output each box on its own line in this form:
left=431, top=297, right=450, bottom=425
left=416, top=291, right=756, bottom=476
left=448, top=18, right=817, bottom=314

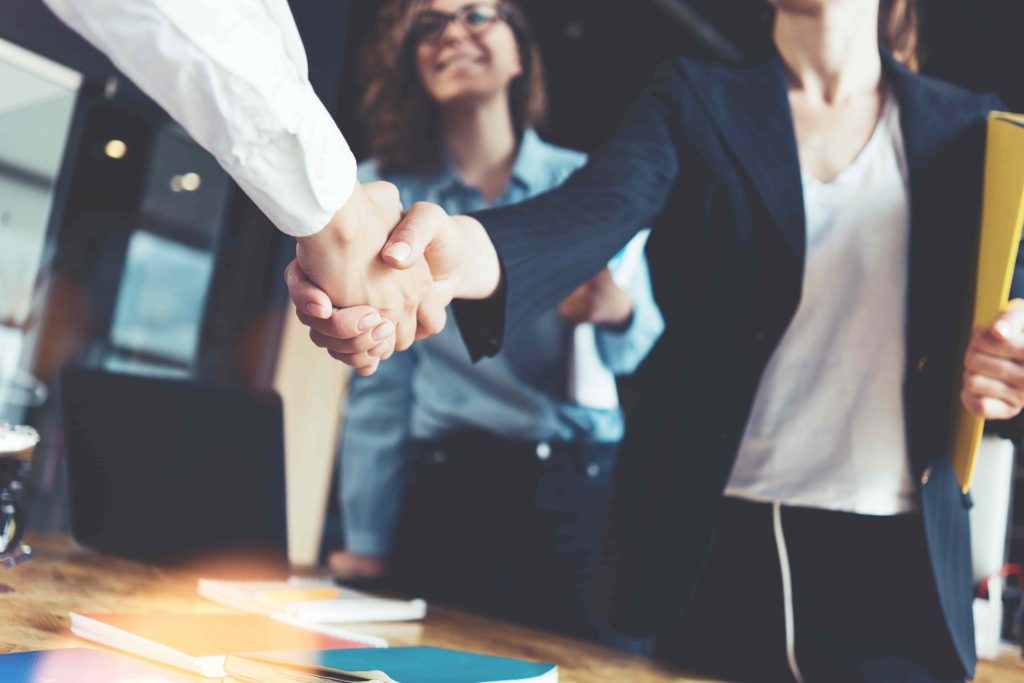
left=879, top=0, right=920, bottom=72
left=360, top=0, right=548, bottom=174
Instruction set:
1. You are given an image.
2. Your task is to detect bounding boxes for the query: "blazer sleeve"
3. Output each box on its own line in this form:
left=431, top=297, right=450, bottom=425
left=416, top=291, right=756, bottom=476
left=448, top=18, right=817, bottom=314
left=455, top=61, right=685, bottom=360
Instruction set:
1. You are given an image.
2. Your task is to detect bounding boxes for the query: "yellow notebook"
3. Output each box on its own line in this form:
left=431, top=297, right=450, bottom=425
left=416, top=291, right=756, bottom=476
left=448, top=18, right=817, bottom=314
left=952, top=112, right=1024, bottom=493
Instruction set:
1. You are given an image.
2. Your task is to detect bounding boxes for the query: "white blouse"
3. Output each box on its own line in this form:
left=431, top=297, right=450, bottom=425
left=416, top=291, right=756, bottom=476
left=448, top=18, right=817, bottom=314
left=726, top=93, right=919, bottom=515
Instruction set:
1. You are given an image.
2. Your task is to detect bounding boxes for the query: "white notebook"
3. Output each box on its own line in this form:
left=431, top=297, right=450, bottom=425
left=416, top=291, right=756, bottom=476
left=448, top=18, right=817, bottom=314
left=198, top=577, right=427, bottom=624
left=69, top=612, right=385, bottom=678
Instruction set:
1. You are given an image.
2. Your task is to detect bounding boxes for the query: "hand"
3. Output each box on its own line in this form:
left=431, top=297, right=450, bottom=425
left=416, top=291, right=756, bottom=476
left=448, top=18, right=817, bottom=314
left=558, top=268, right=633, bottom=327
left=285, top=262, right=398, bottom=376
left=328, top=550, right=388, bottom=580
left=380, top=202, right=499, bottom=302
left=294, top=183, right=446, bottom=352
left=288, top=202, right=502, bottom=375
left=961, top=299, right=1024, bottom=420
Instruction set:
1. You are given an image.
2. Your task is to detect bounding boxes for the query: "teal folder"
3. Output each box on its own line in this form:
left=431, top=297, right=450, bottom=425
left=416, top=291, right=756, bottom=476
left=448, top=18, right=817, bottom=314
left=226, top=646, right=558, bottom=683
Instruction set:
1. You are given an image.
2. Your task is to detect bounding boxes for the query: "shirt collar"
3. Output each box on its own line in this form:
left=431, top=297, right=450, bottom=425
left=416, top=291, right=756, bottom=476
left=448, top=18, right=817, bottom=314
left=508, top=128, right=545, bottom=193
left=435, top=129, right=544, bottom=198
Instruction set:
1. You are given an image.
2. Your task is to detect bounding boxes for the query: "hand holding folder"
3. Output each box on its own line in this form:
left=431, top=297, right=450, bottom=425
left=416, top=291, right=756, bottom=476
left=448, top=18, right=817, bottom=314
left=953, top=112, right=1024, bottom=493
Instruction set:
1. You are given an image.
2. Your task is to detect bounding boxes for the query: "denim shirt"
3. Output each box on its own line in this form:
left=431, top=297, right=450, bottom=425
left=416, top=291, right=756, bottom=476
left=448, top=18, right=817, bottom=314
left=339, top=130, right=664, bottom=555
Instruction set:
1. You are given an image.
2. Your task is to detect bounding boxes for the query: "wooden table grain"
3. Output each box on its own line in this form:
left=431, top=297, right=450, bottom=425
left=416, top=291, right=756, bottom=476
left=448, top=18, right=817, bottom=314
left=1, top=533, right=1021, bottom=682
left=0, top=533, right=706, bottom=682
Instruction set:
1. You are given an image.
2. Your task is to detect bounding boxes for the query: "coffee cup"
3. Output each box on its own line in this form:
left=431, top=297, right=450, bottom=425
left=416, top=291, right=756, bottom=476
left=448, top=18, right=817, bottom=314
left=0, top=424, right=39, bottom=560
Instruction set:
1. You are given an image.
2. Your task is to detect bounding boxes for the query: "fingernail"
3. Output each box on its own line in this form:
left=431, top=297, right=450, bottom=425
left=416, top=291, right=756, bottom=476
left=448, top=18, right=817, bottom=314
left=385, top=242, right=412, bottom=263
left=306, top=302, right=330, bottom=318
left=996, top=321, right=1012, bottom=338
left=372, top=321, right=395, bottom=341
left=358, top=312, right=381, bottom=331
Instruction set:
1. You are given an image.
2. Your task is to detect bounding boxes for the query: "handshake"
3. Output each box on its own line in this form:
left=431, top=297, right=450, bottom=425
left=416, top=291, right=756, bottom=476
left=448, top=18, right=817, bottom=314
left=287, top=181, right=500, bottom=376
left=287, top=181, right=636, bottom=376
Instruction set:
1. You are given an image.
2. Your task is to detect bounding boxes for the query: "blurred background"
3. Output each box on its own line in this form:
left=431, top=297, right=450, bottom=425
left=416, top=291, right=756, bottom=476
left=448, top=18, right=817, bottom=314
left=1, top=0, right=1022, bottom=572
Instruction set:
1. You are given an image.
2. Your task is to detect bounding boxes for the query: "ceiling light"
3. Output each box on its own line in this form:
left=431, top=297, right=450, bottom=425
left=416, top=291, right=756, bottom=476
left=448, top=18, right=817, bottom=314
left=104, top=139, right=127, bottom=159
left=180, top=172, right=201, bottom=192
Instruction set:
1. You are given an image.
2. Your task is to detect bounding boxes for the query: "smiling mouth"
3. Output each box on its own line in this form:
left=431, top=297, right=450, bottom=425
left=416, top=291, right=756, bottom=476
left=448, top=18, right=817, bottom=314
left=436, top=54, right=487, bottom=71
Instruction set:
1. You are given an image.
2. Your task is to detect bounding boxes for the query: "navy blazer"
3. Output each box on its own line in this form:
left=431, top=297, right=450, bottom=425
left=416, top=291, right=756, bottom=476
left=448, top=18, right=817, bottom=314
left=458, top=50, right=1020, bottom=677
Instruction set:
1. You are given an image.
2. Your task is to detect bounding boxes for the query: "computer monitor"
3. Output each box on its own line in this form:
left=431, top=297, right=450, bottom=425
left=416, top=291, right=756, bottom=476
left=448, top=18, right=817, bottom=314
left=62, top=367, right=287, bottom=565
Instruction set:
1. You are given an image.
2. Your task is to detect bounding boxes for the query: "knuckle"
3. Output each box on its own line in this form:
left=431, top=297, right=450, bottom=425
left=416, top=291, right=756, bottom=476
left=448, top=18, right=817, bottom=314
left=423, top=318, right=443, bottom=337
left=411, top=201, right=445, bottom=222
left=410, top=200, right=437, bottom=213
left=368, top=179, right=400, bottom=200
left=330, top=316, right=355, bottom=339
left=408, top=201, right=434, bottom=218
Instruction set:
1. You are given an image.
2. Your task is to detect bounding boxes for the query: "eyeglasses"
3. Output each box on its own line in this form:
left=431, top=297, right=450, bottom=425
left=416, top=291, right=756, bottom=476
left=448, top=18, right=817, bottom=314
left=409, top=3, right=511, bottom=44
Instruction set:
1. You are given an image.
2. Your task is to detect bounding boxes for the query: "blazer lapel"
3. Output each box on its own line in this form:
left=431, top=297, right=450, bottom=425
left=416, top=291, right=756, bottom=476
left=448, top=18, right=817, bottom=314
left=680, top=53, right=805, bottom=260
left=883, top=50, right=988, bottom=170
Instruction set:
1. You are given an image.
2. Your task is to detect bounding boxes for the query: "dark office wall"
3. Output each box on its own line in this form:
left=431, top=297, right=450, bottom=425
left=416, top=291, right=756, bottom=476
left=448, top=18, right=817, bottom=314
left=3, top=0, right=107, bottom=74
left=335, top=0, right=1023, bottom=159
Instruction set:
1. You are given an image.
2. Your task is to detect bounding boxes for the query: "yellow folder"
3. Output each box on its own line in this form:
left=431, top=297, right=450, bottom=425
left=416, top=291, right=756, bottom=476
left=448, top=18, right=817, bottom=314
left=952, top=112, right=1024, bottom=493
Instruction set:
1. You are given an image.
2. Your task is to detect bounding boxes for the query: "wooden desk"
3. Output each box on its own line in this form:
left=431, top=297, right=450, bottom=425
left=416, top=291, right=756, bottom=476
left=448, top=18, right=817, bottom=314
left=1, top=534, right=1021, bottom=682
left=0, top=533, right=705, bottom=682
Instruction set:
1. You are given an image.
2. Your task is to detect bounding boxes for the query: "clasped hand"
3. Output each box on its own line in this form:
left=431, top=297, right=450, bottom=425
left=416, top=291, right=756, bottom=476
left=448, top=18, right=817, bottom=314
left=290, top=185, right=480, bottom=375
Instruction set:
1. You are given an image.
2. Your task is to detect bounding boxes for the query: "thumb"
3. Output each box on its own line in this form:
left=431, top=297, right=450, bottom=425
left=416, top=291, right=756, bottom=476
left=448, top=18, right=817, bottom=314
left=381, top=202, right=447, bottom=271
left=284, top=259, right=332, bottom=319
left=993, top=299, right=1024, bottom=341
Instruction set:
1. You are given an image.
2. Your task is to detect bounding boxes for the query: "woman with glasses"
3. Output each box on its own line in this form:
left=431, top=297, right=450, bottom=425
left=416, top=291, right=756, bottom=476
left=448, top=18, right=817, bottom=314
left=331, top=0, right=663, bottom=645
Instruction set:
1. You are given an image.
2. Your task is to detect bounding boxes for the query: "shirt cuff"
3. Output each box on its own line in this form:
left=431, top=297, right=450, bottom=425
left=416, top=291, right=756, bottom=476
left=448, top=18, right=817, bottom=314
left=233, top=83, right=358, bottom=238
left=452, top=263, right=509, bottom=361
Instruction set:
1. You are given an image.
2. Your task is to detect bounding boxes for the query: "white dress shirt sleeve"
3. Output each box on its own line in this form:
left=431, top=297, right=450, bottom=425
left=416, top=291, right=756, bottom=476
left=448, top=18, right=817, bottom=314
left=41, top=0, right=357, bottom=237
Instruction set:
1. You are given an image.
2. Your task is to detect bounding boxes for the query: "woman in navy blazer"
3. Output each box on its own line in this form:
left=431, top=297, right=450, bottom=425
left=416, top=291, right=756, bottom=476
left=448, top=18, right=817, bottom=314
left=290, top=1, right=1023, bottom=680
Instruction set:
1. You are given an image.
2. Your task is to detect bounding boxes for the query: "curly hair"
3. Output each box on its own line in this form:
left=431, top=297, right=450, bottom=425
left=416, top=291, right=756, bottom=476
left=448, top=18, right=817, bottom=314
left=359, top=0, right=548, bottom=174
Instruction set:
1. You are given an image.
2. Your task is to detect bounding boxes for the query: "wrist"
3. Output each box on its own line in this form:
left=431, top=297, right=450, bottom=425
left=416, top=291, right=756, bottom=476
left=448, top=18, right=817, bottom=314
left=601, top=291, right=634, bottom=328
left=307, top=183, right=368, bottom=247
left=452, top=216, right=501, bottom=300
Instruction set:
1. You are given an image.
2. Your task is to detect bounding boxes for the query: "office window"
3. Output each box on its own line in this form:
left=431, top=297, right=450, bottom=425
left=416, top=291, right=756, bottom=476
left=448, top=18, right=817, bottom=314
left=107, top=230, right=215, bottom=370
left=100, top=123, right=230, bottom=376
left=0, top=38, right=80, bottom=420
